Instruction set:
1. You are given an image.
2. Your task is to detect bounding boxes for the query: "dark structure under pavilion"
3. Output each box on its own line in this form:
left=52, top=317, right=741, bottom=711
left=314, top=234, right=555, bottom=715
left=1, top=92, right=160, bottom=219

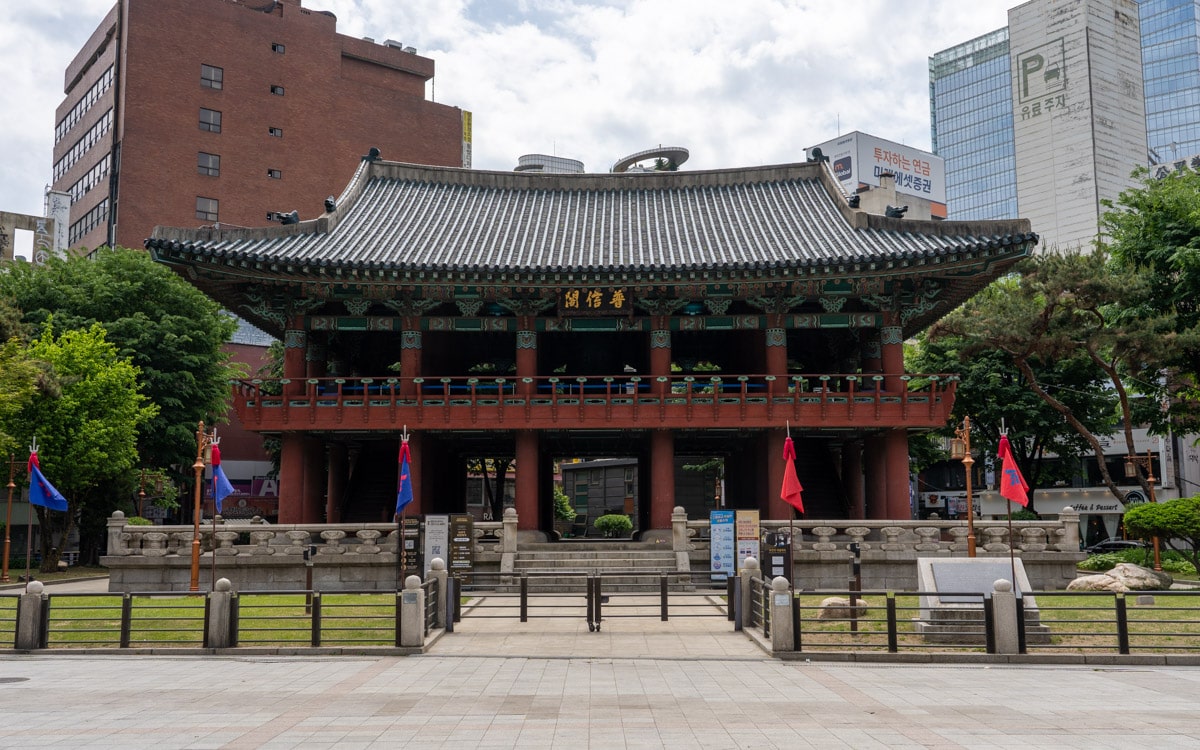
left=146, top=156, right=1037, bottom=535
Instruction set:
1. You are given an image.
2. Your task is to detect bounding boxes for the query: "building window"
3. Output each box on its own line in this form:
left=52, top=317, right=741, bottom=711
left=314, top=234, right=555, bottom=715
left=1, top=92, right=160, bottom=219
left=68, top=198, right=109, bottom=246
left=268, top=127, right=283, bottom=137
left=197, top=152, right=220, bottom=177
left=199, top=108, right=222, bottom=133
left=270, top=84, right=285, bottom=96
left=195, top=196, right=219, bottom=222
left=267, top=169, right=281, bottom=179
left=200, top=64, right=223, bottom=90
left=271, top=43, right=285, bottom=54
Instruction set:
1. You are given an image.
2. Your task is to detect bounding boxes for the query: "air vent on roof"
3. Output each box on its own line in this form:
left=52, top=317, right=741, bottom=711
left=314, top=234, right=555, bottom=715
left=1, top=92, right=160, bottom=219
left=362, top=36, right=375, bottom=43
left=403, top=46, right=417, bottom=54
left=384, top=39, right=404, bottom=49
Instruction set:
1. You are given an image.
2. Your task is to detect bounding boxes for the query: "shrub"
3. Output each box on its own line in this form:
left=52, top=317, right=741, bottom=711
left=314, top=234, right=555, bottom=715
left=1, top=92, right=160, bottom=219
left=1079, top=548, right=1196, bottom=576
left=553, top=485, right=574, bottom=522
left=126, top=516, right=154, bottom=526
left=594, top=514, right=632, bottom=537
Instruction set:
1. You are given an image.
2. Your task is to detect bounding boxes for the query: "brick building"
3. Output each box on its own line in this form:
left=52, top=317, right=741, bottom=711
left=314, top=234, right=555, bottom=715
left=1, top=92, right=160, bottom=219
left=52, top=0, right=469, bottom=252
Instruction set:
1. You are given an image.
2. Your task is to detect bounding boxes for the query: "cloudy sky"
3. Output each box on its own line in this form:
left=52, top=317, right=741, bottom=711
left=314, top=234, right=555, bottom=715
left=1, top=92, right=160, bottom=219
left=1, top=0, right=1015, bottom=228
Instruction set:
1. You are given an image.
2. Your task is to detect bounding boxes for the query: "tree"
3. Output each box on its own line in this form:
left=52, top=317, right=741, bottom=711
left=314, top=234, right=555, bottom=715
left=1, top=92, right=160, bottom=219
left=929, top=250, right=1197, bottom=503
left=0, top=339, right=39, bottom=457
left=909, top=328, right=1114, bottom=512
left=0, top=247, right=238, bottom=469
left=1123, top=495, right=1200, bottom=576
left=1103, top=166, right=1200, bottom=434
left=11, top=323, right=156, bottom=571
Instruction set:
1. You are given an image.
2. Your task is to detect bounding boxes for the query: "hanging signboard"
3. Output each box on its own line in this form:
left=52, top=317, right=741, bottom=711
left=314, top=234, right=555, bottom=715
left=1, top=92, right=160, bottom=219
left=449, top=514, right=474, bottom=573
left=423, top=515, right=449, bottom=576
left=401, top=517, right=421, bottom=577
left=735, top=510, right=760, bottom=572
left=710, top=510, right=735, bottom=580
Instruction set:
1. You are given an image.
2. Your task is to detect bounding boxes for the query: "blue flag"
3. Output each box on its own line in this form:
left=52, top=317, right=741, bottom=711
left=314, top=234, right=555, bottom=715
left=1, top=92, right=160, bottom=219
left=210, top=444, right=236, bottom=515
left=27, top=453, right=68, bottom=512
left=396, top=440, right=413, bottom=516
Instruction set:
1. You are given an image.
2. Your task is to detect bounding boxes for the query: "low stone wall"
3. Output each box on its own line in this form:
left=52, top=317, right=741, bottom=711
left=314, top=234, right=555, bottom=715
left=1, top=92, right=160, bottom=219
left=102, top=507, right=1086, bottom=593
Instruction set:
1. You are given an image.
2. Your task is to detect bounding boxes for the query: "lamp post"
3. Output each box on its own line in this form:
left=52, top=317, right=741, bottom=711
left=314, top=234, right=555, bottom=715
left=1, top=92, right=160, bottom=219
left=3, top=454, right=23, bottom=583
left=949, top=416, right=977, bottom=558
left=1124, top=450, right=1161, bottom=572
left=190, top=421, right=215, bottom=592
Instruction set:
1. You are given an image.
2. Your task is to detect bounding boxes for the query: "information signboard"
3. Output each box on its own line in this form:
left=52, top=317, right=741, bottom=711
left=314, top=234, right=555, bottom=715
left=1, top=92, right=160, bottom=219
left=423, top=515, right=449, bottom=576
left=710, top=510, right=735, bottom=580
left=449, top=514, right=474, bottom=573
left=735, top=510, right=760, bottom=572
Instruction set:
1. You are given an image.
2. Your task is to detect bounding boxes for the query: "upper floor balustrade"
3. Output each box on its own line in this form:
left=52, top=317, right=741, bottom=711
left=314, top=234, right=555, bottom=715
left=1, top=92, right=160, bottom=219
left=230, top=372, right=958, bottom=430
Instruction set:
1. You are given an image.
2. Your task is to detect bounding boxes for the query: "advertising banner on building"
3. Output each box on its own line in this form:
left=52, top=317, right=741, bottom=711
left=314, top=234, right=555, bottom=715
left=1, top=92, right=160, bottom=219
left=710, top=510, right=735, bottom=580
left=735, top=510, right=760, bottom=572
left=806, top=131, right=946, bottom=217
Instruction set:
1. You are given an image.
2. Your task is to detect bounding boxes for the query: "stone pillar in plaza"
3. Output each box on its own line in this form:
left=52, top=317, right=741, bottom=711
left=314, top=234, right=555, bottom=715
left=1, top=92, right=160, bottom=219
left=400, top=574, right=425, bottom=647
left=207, top=578, right=234, bottom=649
left=769, top=576, right=795, bottom=653
left=991, top=579, right=1019, bottom=655
left=16, top=582, right=45, bottom=650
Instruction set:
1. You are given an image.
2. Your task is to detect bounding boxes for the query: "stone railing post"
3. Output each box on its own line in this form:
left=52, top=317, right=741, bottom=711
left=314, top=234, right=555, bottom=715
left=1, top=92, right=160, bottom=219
left=107, top=511, right=129, bottom=556
left=427, top=558, right=448, bottom=629
left=207, top=578, right=235, bottom=649
left=740, top=557, right=762, bottom=625
left=1058, top=507, right=1081, bottom=551
left=16, top=582, right=46, bottom=650
left=501, top=508, right=518, bottom=554
left=671, top=506, right=691, bottom=571
left=990, top=579, right=1019, bottom=655
left=400, top=574, right=425, bottom=648
left=769, top=576, right=795, bottom=653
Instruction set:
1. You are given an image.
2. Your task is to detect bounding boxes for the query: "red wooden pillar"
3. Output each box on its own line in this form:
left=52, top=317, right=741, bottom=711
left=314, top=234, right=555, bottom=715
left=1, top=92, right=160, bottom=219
left=306, top=340, right=326, bottom=379
left=766, top=429, right=788, bottom=520
left=880, top=314, right=905, bottom=391
left=278, top=432, right=305, bottom=523
left=399, top=321, right=422, bottom=399
left=765, top=314, right=788, bottom=393
left=325, top=443, right=347, bottom=524
left=884, top=428, right=912, bottom=519
left=649, top=429, right=675, bottom=529
left=515, top=430, right=540, bottom=530
left=864, top=434, right=887, bottom=519
left=650, top=316, right=671, bottom=396
left=301, top=437, right=325, bottom=523
left=283, top=326, right=306, bottom=396
left=842, top=440, right=865, bottom=519
left=516, top=319, right=537, bottom=398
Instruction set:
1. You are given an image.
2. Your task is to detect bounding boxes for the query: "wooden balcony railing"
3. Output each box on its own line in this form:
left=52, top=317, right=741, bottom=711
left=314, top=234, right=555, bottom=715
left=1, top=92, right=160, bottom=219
left=230, top=373, right=958, bottom=431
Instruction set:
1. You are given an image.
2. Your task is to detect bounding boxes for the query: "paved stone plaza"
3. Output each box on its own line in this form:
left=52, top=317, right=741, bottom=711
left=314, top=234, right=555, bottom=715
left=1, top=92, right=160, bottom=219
left=2, top=580, right=1199, bottom=748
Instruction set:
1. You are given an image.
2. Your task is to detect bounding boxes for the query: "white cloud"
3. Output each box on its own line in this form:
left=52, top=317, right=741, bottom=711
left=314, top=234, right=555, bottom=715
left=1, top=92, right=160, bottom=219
left=1, top=0, right=1014, bottom=217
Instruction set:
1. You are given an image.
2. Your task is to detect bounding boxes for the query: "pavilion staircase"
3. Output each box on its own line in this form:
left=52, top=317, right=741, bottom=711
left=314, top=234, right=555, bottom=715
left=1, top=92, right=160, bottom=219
left=509, top=541, right=695, bottom=593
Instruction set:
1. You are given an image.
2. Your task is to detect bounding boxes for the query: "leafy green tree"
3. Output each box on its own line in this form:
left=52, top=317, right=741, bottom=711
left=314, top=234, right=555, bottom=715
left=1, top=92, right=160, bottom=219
left=1102, top=166, right=1200, bottom=434
left=0, top=247, right=238, bottom=469
left=0, top=339, right=39, bottom=457
left=929, top=250, right=1196, bottom=503
left=911, top=326, right=1115, bottom=511
left=1123, top=495, right=1200, bottom=576
left=13, top=323, right=156, bottom=571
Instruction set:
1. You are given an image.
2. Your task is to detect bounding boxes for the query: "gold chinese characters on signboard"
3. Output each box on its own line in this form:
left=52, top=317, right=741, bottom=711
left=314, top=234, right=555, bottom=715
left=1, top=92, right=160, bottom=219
left=558, top=287, right=629, bottom=316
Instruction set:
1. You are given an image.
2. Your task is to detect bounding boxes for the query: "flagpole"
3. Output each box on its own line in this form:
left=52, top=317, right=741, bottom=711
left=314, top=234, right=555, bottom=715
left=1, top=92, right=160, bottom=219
left=1006, top=499, right=1017, bottom=590
left=786, top=422, right=797, bottom=590
left=24, top=437, right=37, bottom=588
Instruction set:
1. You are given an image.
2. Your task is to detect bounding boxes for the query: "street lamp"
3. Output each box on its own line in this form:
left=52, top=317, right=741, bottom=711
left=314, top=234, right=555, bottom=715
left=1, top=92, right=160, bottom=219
left=1124, top=450, right=1161, bottom=572
left=3, top=454, right=24, bottom=583
left=190, top=421, right=216, bottom=592
left=949, top=416, right=977, bottom=558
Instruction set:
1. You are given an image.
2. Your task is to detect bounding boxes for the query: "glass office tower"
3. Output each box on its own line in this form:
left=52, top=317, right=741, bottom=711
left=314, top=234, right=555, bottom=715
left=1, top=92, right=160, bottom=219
left=928, top=29, right=1018, bottom=221
left=1140, top=0, right=1200, bottom=163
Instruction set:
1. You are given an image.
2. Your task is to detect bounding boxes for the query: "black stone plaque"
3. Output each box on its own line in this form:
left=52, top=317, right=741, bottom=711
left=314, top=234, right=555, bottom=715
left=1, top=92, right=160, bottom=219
left=930, top=561, right=1020, bottom=603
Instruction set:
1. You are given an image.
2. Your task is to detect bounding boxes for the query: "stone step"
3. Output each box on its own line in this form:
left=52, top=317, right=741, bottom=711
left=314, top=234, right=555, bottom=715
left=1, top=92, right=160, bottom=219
left=515, top=553, right=676, bottom=564
left=520, top=542, right=673, bottom=553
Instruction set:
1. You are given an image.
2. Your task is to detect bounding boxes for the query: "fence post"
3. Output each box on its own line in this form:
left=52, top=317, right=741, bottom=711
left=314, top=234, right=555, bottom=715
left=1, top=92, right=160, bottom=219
left=15, top=582, right=45, bottom=651
left=989, top=579, right=1019, bottom=655
left=740, top=557, right=762, bottom=629
left=769, top=576, right=794, bottom=653
left=400, top=574, right=425, bottom=647
left=427, top=558, right=448, bottom=629
left=671, top=506, right=691, bottom=572
left=207, top=578, right=235, bottom=649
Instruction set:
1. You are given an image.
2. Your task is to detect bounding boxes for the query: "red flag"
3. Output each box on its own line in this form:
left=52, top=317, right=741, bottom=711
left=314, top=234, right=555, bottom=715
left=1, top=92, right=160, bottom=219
left=997, top=434, right=1029, bottom=507
left=781, top=436, right=804, bottom=514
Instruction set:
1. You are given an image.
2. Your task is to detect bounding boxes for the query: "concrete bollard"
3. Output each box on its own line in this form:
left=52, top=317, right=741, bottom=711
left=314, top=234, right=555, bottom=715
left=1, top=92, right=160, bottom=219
left=740, top=557, right=762, bottom=626
left=991, top=579, right=1019, bottom=655
left=16, top=581, right=45, bottom=651
left=400, top=574, right=426, bottom=647
left=207, top=578, right=234, bottom=649
left=501, top=508, right=518, bottom=554
left=427, top=558, right=448, bottom=629
left=769, top=576, right=795, bottom=653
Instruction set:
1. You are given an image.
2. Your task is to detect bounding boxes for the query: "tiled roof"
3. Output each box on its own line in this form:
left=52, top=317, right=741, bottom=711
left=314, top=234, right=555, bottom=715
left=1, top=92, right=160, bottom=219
left=146, top=160, right=1036, bottom=275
